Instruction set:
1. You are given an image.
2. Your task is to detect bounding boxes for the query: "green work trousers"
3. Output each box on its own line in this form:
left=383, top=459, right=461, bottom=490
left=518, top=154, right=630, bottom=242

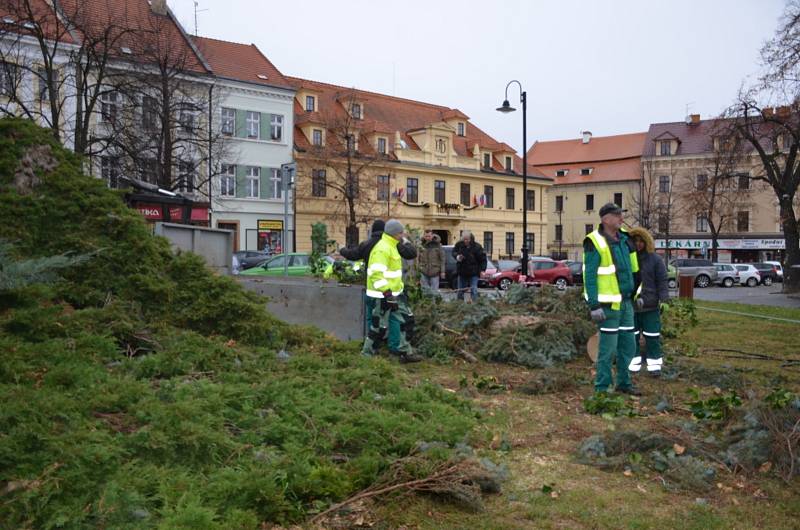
left=595, top=299, right=636, bottom=392
left=362, top=296, right=412, bottom=356
left=631, top=309, right=662, bottom=373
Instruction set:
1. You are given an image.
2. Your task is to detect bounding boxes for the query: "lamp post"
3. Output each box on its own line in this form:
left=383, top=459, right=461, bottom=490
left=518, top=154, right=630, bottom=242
left=497, top=80, right=528, bottom=276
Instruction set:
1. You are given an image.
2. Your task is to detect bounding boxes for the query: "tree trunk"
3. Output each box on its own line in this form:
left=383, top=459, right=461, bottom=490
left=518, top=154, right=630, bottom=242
left=781, top=199, right=800, bottom=292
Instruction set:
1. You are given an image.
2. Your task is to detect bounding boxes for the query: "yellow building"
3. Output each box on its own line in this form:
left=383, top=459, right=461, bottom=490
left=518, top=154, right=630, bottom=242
left=528, top=131, right=646, bottom=260
left=289, top=77, right=552, bottom=259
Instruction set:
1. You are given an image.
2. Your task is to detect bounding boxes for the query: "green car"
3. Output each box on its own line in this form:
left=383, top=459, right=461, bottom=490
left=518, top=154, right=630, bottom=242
left=667, top=264, right=677, bottom=289
left=239, top=253, right=312, bottom=276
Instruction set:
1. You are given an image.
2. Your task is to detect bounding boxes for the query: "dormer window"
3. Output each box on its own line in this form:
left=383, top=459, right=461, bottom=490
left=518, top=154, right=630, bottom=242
left=305, top=95, right=315, bottom=112
left=483, top=153, right=491, bottom=168
left=377, top=137, right=387, bottom=154
left=581, top=168, right=592, bottom=176
left=556, top=169, right=568, bottom=177
left=457, top=122, right=465, bottom=136
left=351, top=103, right=362, bottom=119
left=660, top=140, right=671, bottom=156
left=312, top=129, right=323, bottom=146
left=504, top=156, right=513, bottom=171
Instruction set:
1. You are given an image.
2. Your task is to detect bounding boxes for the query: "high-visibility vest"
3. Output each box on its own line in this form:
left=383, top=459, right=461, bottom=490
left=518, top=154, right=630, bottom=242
left=366, top=233, right=403, bottom=299
left=582, top=228, right=640, bottom=310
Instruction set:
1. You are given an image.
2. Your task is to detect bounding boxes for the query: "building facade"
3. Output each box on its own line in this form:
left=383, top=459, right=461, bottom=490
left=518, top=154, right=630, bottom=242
left=193, top=37, right=295, bottom=252
left=289, top=77, right=552, bottom=259
left=643, top=115, right=786, bottom=263
left=529, top=131, right=645, bottom=260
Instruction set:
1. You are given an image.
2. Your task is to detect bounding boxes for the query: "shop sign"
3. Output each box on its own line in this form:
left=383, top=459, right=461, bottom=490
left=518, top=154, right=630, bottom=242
left=258, top=219, right=283, bottom=231
left=136, top=204, right=163, bottom=220
left=656, top=238, right=785, bottom=250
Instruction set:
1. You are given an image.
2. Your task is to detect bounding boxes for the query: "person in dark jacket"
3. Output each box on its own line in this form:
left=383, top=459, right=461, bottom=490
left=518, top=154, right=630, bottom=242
left=628, top=227, right=669, bottom=377
left=418, top=230, right=445, bottom=295
left=453, top=230, right=486, bottom=301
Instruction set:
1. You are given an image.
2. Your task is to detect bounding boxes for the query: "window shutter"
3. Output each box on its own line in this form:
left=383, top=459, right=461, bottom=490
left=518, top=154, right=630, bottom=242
left=235, top=109, right=247, bottom=138
left=235, top=164, right=247, bottom=198
left=261, top=167, right=271, bottom=199
left=260, top=113, right=270, bottom=141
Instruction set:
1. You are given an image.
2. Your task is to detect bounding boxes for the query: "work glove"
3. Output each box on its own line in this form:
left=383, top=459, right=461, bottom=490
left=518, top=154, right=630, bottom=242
left=382, top=291, right=399, bottom=311
left=635, top=297, right=645, bottom=310
left=590, top=308, right=606, bottom=323
left=659, top=302, right=669, bottom=314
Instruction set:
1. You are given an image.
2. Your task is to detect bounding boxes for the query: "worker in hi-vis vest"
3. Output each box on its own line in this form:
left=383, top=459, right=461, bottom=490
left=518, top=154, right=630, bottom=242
left=583, top=203, right=642, bottom=395
left=361, top=220, right=422, bottom=364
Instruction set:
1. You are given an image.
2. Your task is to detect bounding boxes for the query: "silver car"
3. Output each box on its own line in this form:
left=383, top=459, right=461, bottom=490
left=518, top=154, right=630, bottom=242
left=670, top=258, right=719, bottom=288
left=713, top=263, right=740, bottom=287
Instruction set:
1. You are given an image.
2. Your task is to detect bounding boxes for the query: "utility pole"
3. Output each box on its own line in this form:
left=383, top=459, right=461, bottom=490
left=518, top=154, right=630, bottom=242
left=281, top=162, right=296, bottom=277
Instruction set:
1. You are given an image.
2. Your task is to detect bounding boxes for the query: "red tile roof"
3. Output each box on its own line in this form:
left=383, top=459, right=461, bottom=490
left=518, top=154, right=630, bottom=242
left=527, top=132, right=647, bottom=165
left=0, top=0, right=76, bottom=44
left=192, top=36, right=291, bottom=90
left=643, top=119, right=722, bottom=157
left=288, top=76, right=551, bottom=181
left=534, top=158, right=642, bottom=184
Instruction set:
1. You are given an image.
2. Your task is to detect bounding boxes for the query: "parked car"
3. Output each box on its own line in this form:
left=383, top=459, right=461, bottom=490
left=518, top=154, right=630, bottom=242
left=496, top=259, right=521, bottom=272
left=763, top=260, right=784, bottom=281
left=478, top=259, right=498, bottom=287
left=565, top=260, right=583, bottom=286
left=529, top=258, right=574, bottom=289
left=713, top=263, right=740, bottom=287
left=667, top=264, right=677, bottom=289
left=733, top=264, right=761, bottom=287
left=752, top=263, right=780, bottom=286
left=670, top=258, right=718, bottom=288
left=487, top=267, right=526, bottom=290
left=234, top=250, right=271, bottom=270
left=239, top=253, right=311, bottom=276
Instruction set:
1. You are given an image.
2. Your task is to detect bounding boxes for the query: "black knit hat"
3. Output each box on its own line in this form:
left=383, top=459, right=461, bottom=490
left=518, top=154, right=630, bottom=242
left=370, top=219, right=385, bottom=235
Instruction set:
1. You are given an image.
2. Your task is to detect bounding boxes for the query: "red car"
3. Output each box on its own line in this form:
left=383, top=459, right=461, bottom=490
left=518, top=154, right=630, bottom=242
left=486, top=258, right=574, bottom=290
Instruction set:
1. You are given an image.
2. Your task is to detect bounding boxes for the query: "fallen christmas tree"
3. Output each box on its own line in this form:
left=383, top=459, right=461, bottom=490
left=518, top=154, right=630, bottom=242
left=413, top=285, right=597, bottom=368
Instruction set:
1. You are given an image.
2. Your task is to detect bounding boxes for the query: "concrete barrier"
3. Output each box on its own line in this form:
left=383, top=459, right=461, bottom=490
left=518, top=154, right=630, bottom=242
left=154, top=222, right=234, bottom=275
left=238, top=276, right=365, bottom=341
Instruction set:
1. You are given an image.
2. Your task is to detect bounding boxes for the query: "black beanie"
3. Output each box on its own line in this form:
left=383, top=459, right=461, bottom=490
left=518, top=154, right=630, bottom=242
left=370, top=219, right=385, bottom=235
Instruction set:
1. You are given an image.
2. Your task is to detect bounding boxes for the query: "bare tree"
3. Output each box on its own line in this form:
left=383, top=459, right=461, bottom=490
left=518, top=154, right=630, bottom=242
left=634, top=158, right=659, bottom=231
left=679, top=130, right=750, bottom=261
left=724, top=1, right=800, bottom=292
left=296, top=90, right=396, bottom=246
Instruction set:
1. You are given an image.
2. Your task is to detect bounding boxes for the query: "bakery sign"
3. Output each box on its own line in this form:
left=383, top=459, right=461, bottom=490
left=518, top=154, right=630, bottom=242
left=655, top=238, right=785, bottom=250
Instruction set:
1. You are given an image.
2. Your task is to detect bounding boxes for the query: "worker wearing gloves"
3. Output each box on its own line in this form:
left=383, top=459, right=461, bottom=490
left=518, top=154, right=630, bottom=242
left=583, top=203, right=642, bottom=395
left=361, top=220, right=422, bottom=363
left=627, top=227, right=669, bottom=377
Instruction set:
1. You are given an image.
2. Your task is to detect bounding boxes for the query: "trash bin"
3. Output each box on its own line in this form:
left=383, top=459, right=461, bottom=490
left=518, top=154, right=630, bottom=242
left=678, top=274, right=694, bottom=299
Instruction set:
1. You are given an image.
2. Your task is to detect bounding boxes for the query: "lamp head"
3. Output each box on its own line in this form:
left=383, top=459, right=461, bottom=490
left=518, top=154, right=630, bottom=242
left=496, top=99, right=516, bottom=113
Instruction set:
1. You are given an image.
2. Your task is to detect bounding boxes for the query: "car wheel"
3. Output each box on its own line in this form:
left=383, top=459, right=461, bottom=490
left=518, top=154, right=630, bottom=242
left=746, top=277, right=758, bottom=287
left=695, top=274, right=710, bottom=288
left=554, top=277, right=568, bottom=290
left=498, top=278, right=512, bottom=290
left=723, top=277, right=733, bottom=288
left=668, top=278, right=677, bottom=289
left=762, top=276, right=773, bottom=286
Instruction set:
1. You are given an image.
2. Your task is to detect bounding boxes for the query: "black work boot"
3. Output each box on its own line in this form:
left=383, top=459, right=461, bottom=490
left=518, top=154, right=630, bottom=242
left=616, top=385, right=642, bottom=396
left=398, top=351, right=423, bottom=364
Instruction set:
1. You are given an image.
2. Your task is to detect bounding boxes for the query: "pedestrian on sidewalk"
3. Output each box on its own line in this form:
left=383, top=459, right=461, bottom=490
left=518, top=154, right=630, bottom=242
left=453, top=230, right=486, bottom=301
left=583, top=203, right=642, bottom=395
left=628, top=227, right=669, bottom=377
left=418, top=230, right=445, bottom=296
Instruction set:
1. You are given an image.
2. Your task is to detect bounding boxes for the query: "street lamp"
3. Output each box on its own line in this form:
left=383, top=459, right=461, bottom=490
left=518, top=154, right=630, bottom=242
left=497, top=80, right=529, bottom=276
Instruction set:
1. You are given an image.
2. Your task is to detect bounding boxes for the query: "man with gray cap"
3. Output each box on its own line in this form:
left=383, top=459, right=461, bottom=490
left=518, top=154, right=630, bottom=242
left=583, top=203, right=642, bottom=395
left=362, top=219, right=422, bottom=363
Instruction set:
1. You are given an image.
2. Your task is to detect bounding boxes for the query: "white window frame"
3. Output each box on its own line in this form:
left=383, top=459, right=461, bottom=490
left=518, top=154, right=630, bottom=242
left=270, top=168, right=282, bottom=199
left=270, top=114, right=283, bottom=141
left=505, top=156, right=513, bottom=171
left=179, top=104, right=196, bottom=134
left=101, top=156, right=120, bottom=188
left=377, top=137, right=387, bottom=154
left=457, top=122, right=465, bottom=136
left=483, top=153, right=491, bottom=168
left=178, top=161, right=195, bottom=192
left=351, top=102, right=362, bottom=119
left=246, top=166, right=260, bottom=198
left=100, top=90, right=118, bottom=123
left=305, top=95, right=315, bottom=112
left=246, top=111, right=260, bottom=139
left=221, top=107, right=235, bottom=136
left=696, top=214, right=709, bottom=233
left=220, top=164, right=236, bottom=197
left=312, top=128, right=323, bottom=146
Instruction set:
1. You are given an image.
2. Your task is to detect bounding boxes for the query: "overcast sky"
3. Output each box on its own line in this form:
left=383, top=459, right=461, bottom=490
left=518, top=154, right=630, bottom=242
left=171, top=0, right=784, bottom=152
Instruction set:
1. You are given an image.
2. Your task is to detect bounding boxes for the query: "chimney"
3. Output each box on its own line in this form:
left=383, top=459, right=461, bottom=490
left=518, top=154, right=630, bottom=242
left=691, top=114, right=700, bottom=124
left=776, top=105, right=791, bottom=118
left=150, top=0, right=168, bottom=15
left=581, top=131, right=592, bottom=144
